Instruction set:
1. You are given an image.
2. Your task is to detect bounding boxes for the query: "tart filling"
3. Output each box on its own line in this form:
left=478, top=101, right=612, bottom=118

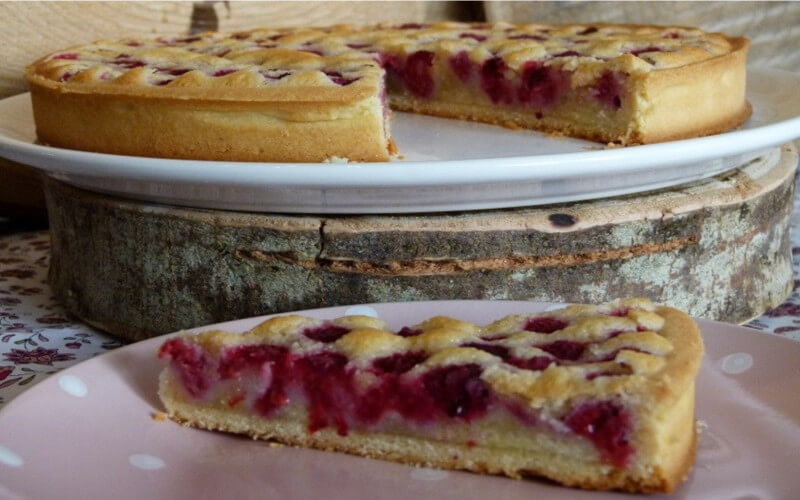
left=158, top=299, right=704, bottom=492
left=160, top=337, right=635, bottom=466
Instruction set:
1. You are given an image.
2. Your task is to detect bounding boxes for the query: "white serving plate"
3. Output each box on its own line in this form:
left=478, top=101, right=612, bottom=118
left=0, top=300, right=799, bottom=499
left=0, top=69, right=798, bottom=214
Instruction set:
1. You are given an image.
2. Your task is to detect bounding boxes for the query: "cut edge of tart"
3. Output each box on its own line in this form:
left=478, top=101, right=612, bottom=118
left=387, top=35, right=750, bottom=146
left=157, top=299, right=704, bottom=493
left=25, top=22, right=750, bottom=162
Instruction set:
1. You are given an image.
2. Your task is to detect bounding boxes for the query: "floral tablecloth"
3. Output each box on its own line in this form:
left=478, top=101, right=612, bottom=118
left=2, top=193, right=800, bottom=407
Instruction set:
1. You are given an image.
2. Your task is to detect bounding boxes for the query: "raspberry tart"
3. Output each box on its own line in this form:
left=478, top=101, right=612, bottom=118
left=26, top=22, right=749, bottom=162
left=158, top=298, right=703, bottom=492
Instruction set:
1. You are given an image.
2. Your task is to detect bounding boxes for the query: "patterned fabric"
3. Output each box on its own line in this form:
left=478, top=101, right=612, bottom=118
left=2, top=182, right=800, bottom=407
left=0, top=233, right=123, bottom=406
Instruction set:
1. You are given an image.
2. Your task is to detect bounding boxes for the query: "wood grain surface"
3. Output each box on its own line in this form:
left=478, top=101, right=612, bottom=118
left=211, top=1, right=472, bottom=32
left=44, top=146, right=797, bottom=340
left=0, top=1, right=194, bottom=98
left=484, top=1, right=800, bottom=71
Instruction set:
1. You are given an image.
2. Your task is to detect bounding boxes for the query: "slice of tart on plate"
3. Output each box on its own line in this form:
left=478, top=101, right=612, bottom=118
left=158, top=298, right=703, bottom=493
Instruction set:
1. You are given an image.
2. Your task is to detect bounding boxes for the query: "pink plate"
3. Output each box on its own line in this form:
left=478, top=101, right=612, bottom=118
left=1, top=301, right=799, bottom=499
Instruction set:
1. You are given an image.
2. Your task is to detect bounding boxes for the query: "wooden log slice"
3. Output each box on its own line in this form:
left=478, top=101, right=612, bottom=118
left=46, top=144, right=797, bottom=340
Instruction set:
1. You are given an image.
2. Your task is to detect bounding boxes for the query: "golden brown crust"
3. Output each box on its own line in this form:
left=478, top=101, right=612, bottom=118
left=158, top=298, right=703, bottom=492
left=634, top=37, right=751, bottom=144
left=29, top=85, right=389, bottom=162
left=26, top=22, right=749, bottom=160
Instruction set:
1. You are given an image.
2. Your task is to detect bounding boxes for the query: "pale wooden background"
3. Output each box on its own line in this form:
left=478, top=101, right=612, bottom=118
left=484, top=1, right=800, bottom=71
left=1, top=1, right=797, bottom=220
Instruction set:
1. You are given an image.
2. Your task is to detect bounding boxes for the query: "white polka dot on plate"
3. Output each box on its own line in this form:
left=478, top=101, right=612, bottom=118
left=720, top=353, right=754, bottom=374
left=0, top=445, right=23, bottom=467
left=410, top=468, right=448, bottom=481
left=344, top=306, right=379, bottom=318
left=129, top=454, right=165, bottom=470
left=58, top=375, right=88, bottom=397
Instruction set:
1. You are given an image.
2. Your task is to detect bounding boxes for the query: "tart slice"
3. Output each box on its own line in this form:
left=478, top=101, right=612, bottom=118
left=374, top=22, right=750, bottom=145
left=157, top=298, right=703, bottom=492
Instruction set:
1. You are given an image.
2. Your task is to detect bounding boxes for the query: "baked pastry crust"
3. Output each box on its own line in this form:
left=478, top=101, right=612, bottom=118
left=158, top=299, right=704, bottom=492
left=26, top=22, right=750, bottom=161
